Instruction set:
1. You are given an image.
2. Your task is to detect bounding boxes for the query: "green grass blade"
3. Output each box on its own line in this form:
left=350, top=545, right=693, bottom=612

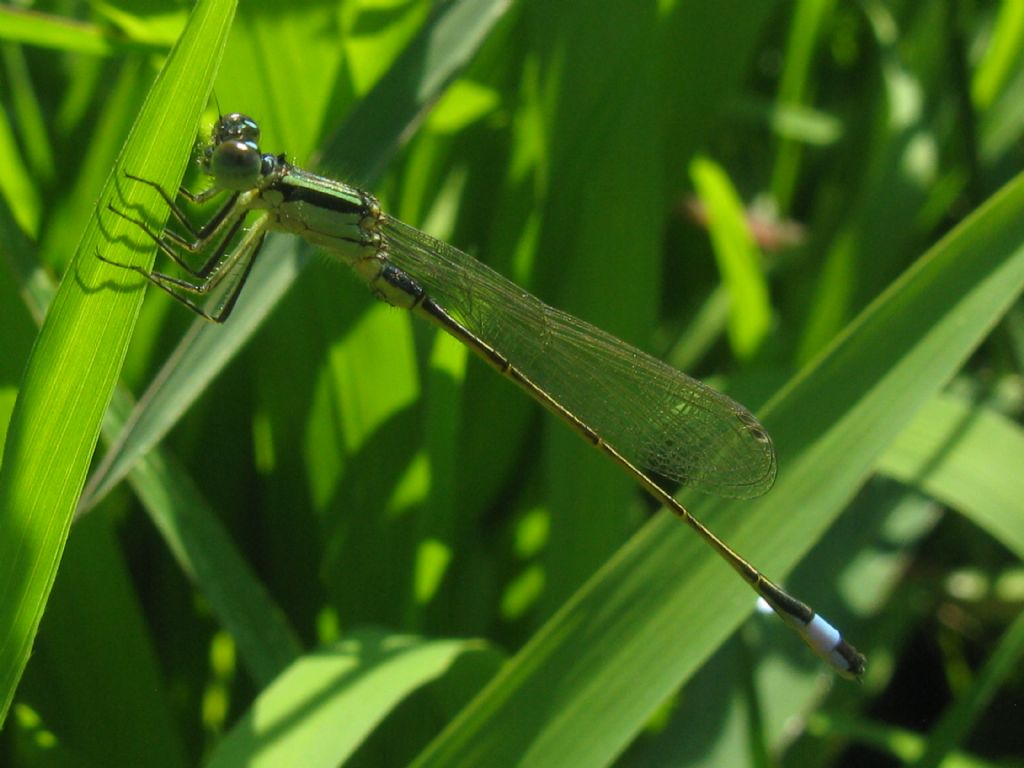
left=0, top=0, right=237, bottom=724
left=0, top=6, right=168, bottom=56
left=409, top=172, right=1024, bottom=767
left=0, top=103, right=41, bottom=238
left=770, top=0, right=835, bottom=210
left=690, top=155, right=773, bottom=360
left=7, top=174, right=301, bottom=688
left=105, top=387, right=304, bottom=685
left=319, top=0, right=515, bottom=182
left=205, top=629, right=495, bottom=768
left=878, top=392, right=1024, bottom=559
left=8, top=243, right=301, bottom=696
left=971, top=0, right=1024, bottom=110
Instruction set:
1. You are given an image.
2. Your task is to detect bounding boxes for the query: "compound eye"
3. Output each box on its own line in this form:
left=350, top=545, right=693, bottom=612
left=206, top=139, right=263, bottom=190
left=215, top=112, right=260, bottom=144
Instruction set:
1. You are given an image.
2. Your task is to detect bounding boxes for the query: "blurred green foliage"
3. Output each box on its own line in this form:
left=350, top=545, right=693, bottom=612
left=1, top=0, right=1023, bottom=766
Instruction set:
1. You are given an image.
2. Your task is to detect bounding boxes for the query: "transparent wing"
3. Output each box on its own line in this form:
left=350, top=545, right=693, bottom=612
left=383, top=217, right=777, bottom=498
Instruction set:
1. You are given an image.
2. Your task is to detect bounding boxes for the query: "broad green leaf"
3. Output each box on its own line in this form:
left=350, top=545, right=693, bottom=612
left=0, top=0, right=238, bottom=724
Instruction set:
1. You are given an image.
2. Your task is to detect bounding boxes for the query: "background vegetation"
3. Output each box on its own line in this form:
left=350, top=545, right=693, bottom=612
left=1, top=0, right=1023, bottom=765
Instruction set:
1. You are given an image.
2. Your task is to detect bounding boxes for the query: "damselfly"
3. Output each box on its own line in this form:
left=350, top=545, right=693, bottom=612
left=100, top=113, right=866, bottom=678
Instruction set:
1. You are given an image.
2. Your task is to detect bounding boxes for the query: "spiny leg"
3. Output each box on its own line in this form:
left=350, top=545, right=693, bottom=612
left=110, top=176, right=243, bottom=251
left=110, top=170, right=246, bottom=279
left=108, top=201, right=248, bottom=279
left=122, top=172, right=232, bottom=239
left=135, top=231, right=266, bottom=323
left=97, top=216, right=271, bottom=323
